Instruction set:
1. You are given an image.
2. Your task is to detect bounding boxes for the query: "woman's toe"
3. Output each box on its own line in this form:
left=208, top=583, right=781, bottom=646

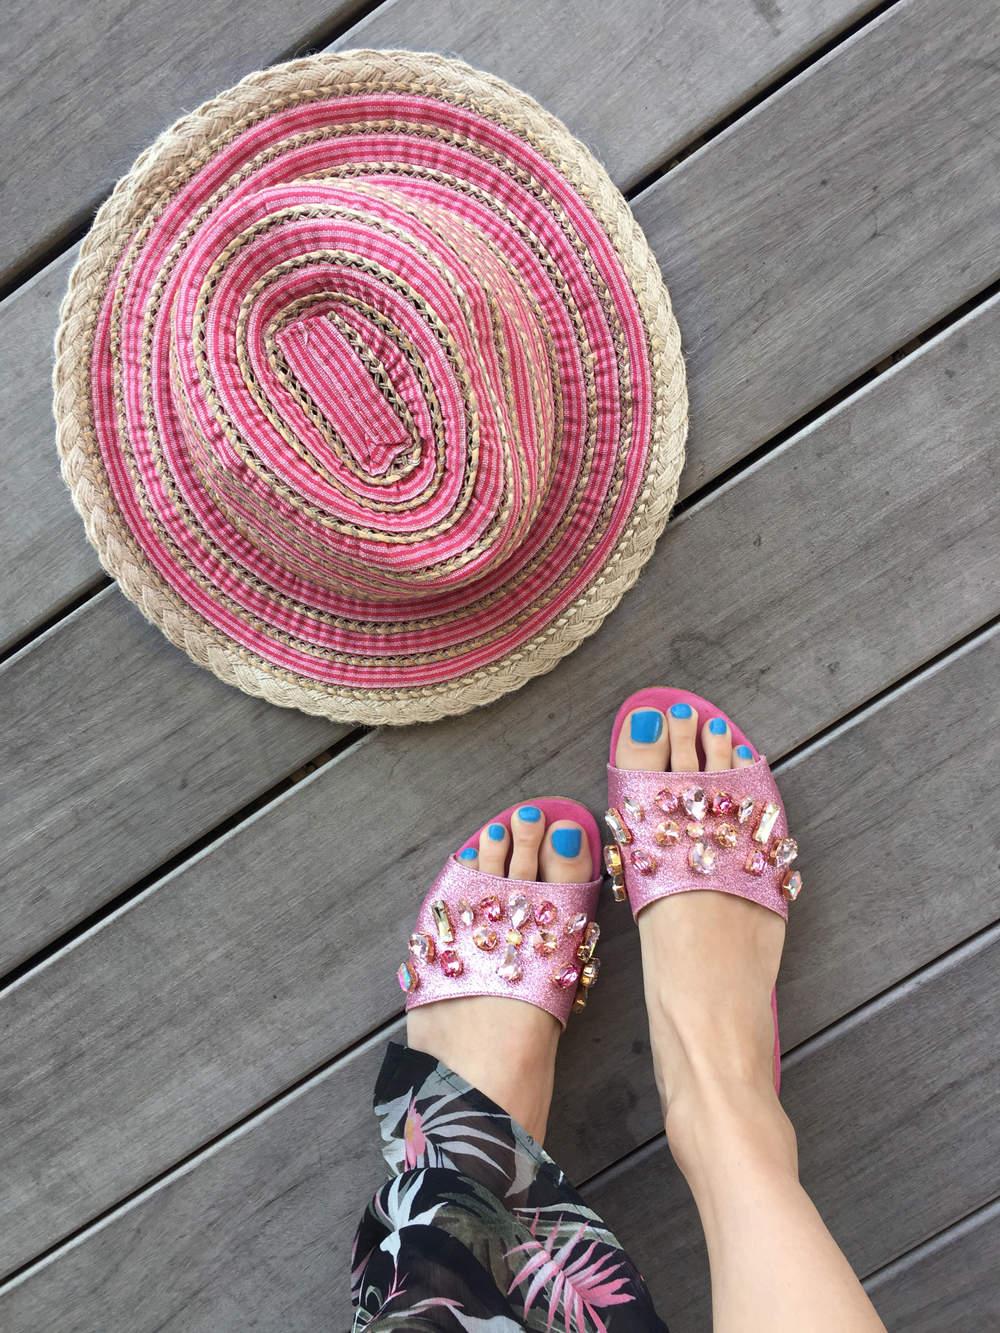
left=538, top=820, right=592, bottom=883
left=667, top=701, right=700, bottom=772
left=732, top=742, right=756, bottom=769
left=508, top=804, right=546, bottom=881
left=478, top=819, right=510, bottom=876
left=457, top=845, right=479, bottom=869
left=701, top=714, right=734, bottom=772
left=614, top=707, right=670, bottom=771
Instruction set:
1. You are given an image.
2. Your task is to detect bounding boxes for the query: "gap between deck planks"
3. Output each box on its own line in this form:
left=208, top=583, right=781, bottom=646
left=2, top=865, right=997, bottom=1329
left=3, top=0, right=1000, bottom=970
left=1, top=287, right=998, bottom=1277
left=0, top=0, right=885, bottom=654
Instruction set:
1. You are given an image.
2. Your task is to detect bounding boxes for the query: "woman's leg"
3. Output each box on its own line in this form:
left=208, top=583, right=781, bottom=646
left=406, top=805, right=592, bottom=1143
left=616, top=702, right=887, bottom=1333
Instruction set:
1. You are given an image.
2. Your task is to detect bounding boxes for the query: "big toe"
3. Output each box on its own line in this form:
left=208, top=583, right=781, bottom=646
left=538, top=820, right=592, bottom=883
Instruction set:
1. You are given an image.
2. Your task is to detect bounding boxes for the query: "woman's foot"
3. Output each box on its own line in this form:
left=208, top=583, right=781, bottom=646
left=406, top=806, right=593, bottom=1144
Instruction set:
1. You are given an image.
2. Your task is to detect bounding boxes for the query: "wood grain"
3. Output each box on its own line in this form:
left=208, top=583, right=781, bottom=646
left=0, top=587, right=345, bottom=972
left=0, top=0, right=371, bottom=290
left=865, top=1197, right=1000, bottom=1332
left=582, top=925, right=1000, bottom=1332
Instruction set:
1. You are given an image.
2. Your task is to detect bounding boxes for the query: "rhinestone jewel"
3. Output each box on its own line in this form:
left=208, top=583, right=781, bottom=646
left=507, top=928, right=523, bottom=947
left=753, top=802, right=780, bottom=844
left=654, top=820, right=680, bottom=846
left=508, top=893, right=533, bottom=930
left=479, top=895, right=503, bottom=923
left=737, top=797, right=755, bottom=824
left=397, top=960, right=419, bottom=993
left=577, top=921, right=601, bottom=961
left=456, top=897, right=475, bottom=926
left=711, top=790, right=735, bottom=816
left=605, top=808, right=632, bottom=845
left=682, top=787, right=708, bottom=820
left=714, top=822, right=739, bottom=848
left=630, top=848, right=657, bottom=875
left=533, top=930, right=558, bottom=956
left=473, top=925, right=499, bottom=951
left=688, top=840, right=716, bottom=875
left=623, top=795, right=644, bottom=823
left=572, top=990, right=588, bottom=1013
left=498, top=945, right=523, bottom=983
left=685, top=821, right=704, bottom=839
left=439, top=949, right=464, bottom=978
left=769, top=837, right=799, bottom=869
left=553, top=963, right=581, bottom=990
left=565, top=911, right=588, bottom=935
left=408, top=932, right=435, bottom=964
left=431, top=899, right=454, bottom=944
left=535, top=900, right=559, bottom=927
left=745, top=849, right=767, bottom=876
left=654, top=788, right=678, bottom=814
left=782, top=869, right=803, bottom=901
left=603, top=845, right=627, bottom=902
left=580, top=958, right=601, bottom=988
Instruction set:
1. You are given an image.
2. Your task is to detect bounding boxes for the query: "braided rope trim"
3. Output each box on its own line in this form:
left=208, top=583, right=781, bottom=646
left=53, top=49, right=688, bottom=726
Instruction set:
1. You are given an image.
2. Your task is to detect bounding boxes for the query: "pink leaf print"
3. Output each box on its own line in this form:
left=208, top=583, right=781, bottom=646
left=404, top=1096, right=426, bottom=1169
left=507, top=1216, right=634, bottom=1333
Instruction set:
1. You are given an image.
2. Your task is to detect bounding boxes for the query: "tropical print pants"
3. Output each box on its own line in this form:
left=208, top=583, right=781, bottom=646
left=352, top=1043, right=669, bottom=1333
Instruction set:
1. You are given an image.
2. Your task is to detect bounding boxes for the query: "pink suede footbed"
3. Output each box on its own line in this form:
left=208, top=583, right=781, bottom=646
left=456, top=798, right=602, bottom=876
left=609, top=687, right=760, bottom=768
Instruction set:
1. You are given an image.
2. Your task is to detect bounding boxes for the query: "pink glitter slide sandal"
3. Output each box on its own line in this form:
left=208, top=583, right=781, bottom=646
left=605, top=689, right=802, bottom=1091
left=397, top=799, right=604, bottom=1028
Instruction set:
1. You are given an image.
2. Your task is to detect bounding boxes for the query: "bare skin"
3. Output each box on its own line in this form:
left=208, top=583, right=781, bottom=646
left=408, top=694, right=888, bottom=1331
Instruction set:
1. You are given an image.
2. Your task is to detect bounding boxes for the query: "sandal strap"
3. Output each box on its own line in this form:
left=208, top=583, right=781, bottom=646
left=400, top=857, right=603, bottom=1028
left=606, top=758, right=796, bottom=922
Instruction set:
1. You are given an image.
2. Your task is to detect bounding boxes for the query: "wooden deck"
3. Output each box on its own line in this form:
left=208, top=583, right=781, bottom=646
left=1, top=1, right=998, bottom=1328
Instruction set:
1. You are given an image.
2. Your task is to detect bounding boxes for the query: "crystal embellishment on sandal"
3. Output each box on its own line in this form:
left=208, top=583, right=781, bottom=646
left=572, top=990, right=588, bottom=1013
left=753, top=802, right=780, bottom=843
left=714, top=822, right=738, bottom=848
left=535, top=900, right=559, bottom=926
left=682, top=787, right=708, bottom=820
left=605, top=808, right=632, bottom=845
left=654, top=820, right=680, bottom=846
left=654, top=788, right=678, bottom=814
left=577, top=921, right=600, bottom=961
left=553, top=963, right=580, bottom=989
left=431, top=899, right=454, bottom=943
left=397, top=960, right=419, bottom=992
left=439, top=949, right=464, bottom=978
left=508, top=893, right=533, bottom=930
left=456, top=898, right=475, bottom=926
left=711, top=791, right=735, bottom=816
left=745, top=849, right=767, bottom=876
left=479, top=895, right=503, bottom=923
left=623, top=795, right=644, bottom=823
left=737, top=797, right=755, bottom=824
left=769, top=837, right=798, bottom=869
left=565, top=911, right=588, bottom=935
left=685, top=821, right=704, bottom=839
left=498, top=945, right=523, bottom=983
left=603, top=845, right=627, bottom=902
left=408, top=932, right=435, bottom=964
left=533, top=930, right=558, bottom=956
left=580, top=958, right=600, bottom=987
left=506, top=928, right=523, bottom=947
left=473, top=926, right=499, bottom=951
left=630, top=849, right=656, bottom=875
left=689, top=840, right=716, bottom=875
left=782, top=869, right=803, bottom=901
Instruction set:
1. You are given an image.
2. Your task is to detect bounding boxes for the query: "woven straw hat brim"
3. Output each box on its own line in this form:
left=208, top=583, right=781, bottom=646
left=54, top=49, right=687, bottom=726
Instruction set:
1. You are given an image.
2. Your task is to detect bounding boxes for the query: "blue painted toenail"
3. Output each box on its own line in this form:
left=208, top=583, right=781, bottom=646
left=518, top=805, right=541, bottom=822
left=488, top=823, right=506, bottom=841
left=736, top=744, right=753, bottom=759
left=459, top=847, right=478, bottom=860
left=551, top=827, right=582, bottom=858
left=630, top=709, right=663, bottom=743
left=670, top=702, right=693, bottom=718
left=709, top=717, right=727, bottom=735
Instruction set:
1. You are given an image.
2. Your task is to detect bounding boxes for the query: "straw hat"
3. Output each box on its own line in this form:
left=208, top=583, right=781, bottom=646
left=54, top=49, right=686, bottom=725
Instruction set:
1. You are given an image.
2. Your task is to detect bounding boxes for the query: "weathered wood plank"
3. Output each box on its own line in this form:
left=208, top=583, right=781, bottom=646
left=0, top=273, right=997, bottom=1269
left=335, top=0, right=875, bottom=192
left=0, top=249, right=101, bottom=655
left=865, top=1198, right=1000, bottom=1332
left=0, top=0, right=372, bottom=290
left=3, top=922, right=995, bottom=1330
left=0, top=587, right=346, bottom=972
left=582, top=925, right=1000, bottom=1332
